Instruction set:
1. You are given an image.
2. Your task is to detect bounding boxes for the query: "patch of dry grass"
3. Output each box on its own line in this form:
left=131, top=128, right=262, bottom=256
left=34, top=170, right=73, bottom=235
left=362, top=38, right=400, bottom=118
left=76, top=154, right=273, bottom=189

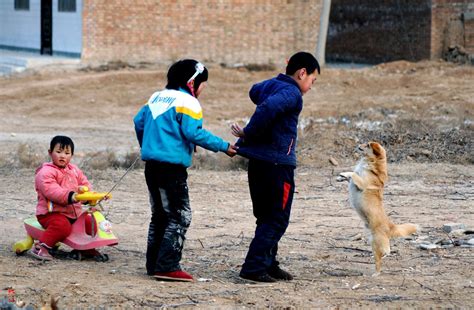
left=193, top=149, right=248, bottom=171
left=0, top=143, right=48, bottom=169
left=0, top=145, right=247, bottom=171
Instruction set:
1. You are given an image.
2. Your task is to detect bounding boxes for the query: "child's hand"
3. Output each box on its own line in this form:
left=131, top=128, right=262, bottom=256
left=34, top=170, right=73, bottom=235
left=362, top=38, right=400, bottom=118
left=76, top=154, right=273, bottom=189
left=231, top=123, right=245, bottom=138
left=78, top=186, right=89, bottom=193
left=226, top=144, right=238, bottom=157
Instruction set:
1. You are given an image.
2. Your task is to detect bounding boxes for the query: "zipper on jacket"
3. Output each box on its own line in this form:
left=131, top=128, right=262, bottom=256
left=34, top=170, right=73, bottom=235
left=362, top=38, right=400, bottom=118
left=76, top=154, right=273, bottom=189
left=287, top=138, right=294, bottom=155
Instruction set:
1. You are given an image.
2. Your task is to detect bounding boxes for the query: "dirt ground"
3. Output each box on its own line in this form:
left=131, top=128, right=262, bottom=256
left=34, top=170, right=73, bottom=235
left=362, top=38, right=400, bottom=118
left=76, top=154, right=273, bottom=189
left=0, top=59, right=473, bottom=309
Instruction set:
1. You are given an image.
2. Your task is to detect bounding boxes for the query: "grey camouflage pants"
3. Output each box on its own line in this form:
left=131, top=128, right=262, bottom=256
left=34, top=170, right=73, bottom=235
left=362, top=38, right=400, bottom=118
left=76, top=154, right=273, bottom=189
left=144, top=161, right=191, bottom=274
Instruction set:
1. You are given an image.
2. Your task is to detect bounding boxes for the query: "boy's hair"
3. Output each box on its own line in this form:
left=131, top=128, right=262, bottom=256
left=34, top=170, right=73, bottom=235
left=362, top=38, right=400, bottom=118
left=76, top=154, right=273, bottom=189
left=166, top=59, right=209, bottom=96
left=286, top=52, right=321, bottom=76
left=50, top=135, right=74, bottom=155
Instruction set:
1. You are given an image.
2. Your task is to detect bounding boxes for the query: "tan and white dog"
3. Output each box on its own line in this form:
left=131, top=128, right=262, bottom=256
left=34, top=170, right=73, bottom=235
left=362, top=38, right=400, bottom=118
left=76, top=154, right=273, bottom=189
left=337, top=141, right=417, bottom=275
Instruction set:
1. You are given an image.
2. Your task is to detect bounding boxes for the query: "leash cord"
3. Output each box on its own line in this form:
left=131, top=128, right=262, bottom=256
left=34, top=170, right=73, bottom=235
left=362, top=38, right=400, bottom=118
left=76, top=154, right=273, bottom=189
left=97, top=155, right=141, bottom=212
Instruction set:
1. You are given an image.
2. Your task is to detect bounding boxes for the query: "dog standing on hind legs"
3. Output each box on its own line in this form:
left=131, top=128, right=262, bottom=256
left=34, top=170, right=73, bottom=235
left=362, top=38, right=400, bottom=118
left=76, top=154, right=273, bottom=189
left=336, top=141, right=417, bottom=275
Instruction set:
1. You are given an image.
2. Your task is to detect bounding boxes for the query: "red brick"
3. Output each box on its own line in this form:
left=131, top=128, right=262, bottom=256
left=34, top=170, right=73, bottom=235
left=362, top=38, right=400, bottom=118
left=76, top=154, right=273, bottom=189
left=82, top=0, right=322, bottom=64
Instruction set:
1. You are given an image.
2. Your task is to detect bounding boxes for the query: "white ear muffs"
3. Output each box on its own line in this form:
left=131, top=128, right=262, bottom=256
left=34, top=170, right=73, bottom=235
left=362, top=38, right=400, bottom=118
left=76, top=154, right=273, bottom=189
left=187, top=62, right=205, bottom=83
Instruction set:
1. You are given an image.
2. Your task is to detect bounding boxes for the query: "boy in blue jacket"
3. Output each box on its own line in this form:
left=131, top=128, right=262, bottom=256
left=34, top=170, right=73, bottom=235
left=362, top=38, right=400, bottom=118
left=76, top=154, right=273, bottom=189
left=232, top=52, right=320, bottom=282
left=134, top=59, right=237, bottom=282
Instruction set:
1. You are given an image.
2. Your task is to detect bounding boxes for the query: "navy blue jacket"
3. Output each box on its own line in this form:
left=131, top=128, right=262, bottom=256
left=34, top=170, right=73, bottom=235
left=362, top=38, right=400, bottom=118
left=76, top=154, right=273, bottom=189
left=236, top=73, right=303, bottom=167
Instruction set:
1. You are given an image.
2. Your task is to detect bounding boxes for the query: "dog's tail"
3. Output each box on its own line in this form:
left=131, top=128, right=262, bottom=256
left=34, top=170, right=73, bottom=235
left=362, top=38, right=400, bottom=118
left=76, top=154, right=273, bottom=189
left=390, top=223, right=418, bottom=238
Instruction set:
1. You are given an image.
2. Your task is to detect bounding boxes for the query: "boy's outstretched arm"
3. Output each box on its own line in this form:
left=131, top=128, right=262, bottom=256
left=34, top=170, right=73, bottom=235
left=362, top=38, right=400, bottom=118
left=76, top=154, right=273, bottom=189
left=179, top=112, right=231, bottom=154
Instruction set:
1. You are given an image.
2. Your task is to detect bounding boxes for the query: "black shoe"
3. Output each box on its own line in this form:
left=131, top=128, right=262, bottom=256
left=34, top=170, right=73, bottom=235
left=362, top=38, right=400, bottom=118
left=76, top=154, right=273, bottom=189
left=239, top=272, right=277, bottom=283
left=268, top=266, right=293, bottom=281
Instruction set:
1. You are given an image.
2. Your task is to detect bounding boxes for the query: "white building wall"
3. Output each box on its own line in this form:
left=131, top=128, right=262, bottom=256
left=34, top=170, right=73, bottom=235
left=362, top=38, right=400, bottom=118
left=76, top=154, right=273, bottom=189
left=0, top=0, right=82, bottom=56
left=53, top=0, right=82, bottom=55
left=0, top=0, right=41, bottom=51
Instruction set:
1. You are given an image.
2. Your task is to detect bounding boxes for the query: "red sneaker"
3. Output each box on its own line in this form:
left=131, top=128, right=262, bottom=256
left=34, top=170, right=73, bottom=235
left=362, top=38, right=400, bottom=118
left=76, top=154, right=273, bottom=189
left=30, top=243, right=53, bottom=261
left=153, top=270, right=194, bottom=282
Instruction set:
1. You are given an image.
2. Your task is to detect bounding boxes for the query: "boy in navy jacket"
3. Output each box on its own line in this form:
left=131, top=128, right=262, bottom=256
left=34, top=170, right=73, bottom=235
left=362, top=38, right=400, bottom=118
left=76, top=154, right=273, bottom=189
left=232, top=52, right=320, bottom=282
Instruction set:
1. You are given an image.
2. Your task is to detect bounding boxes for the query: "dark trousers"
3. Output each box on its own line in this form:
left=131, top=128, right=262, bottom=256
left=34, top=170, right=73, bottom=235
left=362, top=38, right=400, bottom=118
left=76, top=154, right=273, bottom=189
left=241, top=158, right=295, bottom=276
left=144, top=161, right=191, bottom=274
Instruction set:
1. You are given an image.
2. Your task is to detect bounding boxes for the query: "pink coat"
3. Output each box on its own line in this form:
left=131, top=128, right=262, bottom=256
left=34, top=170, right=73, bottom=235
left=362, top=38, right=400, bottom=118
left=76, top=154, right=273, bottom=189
left=35, top=162, right=91, bottom=219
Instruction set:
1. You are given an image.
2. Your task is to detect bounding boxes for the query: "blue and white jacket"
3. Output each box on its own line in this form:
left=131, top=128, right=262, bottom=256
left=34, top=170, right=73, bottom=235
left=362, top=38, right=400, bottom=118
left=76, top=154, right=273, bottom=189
left=236, top=74, right=303, bottom=167
left=134, top=88, right=229, bottom=167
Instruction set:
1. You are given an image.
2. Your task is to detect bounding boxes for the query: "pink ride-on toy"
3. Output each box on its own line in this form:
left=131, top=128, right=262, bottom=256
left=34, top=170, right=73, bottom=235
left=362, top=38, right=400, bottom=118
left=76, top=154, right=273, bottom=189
left=13, top=188, right=118, bottom=262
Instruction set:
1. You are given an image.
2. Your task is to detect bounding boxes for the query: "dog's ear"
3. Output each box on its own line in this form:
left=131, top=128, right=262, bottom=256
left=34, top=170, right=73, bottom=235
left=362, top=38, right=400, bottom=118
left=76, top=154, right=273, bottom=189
left=369, top=142, right=384, bottom=157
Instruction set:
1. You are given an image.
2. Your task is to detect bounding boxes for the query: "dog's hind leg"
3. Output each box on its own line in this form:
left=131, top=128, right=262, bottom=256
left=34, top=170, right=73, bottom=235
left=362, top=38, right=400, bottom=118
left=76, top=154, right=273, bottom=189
left=372, top=246, right=383, bottom=277
left=371, top=234, right=390, bottom=276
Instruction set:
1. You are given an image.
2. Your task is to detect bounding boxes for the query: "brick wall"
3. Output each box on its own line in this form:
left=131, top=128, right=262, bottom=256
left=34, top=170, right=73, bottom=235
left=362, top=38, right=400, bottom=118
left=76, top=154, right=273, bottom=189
left=82, top=0, right=322, bottom=65
left=431, top=0, right=474, bottom=58
left=327, top=0, right=474, bottom=64
left=326, top=0, right=432, bottom=64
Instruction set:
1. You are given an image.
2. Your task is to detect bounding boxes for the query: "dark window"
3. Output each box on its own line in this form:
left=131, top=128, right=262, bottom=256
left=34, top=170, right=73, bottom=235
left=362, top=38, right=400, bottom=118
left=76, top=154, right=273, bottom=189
left=58, top=0, right=76, bottom=12
left=14, top=0, right=29, bottom=11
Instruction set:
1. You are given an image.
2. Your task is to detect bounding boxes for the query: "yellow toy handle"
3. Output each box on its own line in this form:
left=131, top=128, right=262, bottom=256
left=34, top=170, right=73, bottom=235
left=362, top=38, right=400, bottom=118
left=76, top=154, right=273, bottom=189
left=74, top=191, right=111, bottom=206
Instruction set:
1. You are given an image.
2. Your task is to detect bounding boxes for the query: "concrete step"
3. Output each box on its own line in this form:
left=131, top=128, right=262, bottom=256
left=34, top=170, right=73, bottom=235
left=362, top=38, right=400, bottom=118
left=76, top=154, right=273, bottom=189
left=0, top=64, right=26, bottom=76
left=0, top=55, right=29, bottom=67
left=0, top=55, right=31, bottom=76
left=0, top=50, right=81, bottom=76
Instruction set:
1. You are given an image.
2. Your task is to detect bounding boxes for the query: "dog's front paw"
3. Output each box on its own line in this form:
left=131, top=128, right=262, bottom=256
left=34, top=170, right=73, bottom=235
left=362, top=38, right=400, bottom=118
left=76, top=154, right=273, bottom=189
left=336, top=172, right=352, bottom=182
